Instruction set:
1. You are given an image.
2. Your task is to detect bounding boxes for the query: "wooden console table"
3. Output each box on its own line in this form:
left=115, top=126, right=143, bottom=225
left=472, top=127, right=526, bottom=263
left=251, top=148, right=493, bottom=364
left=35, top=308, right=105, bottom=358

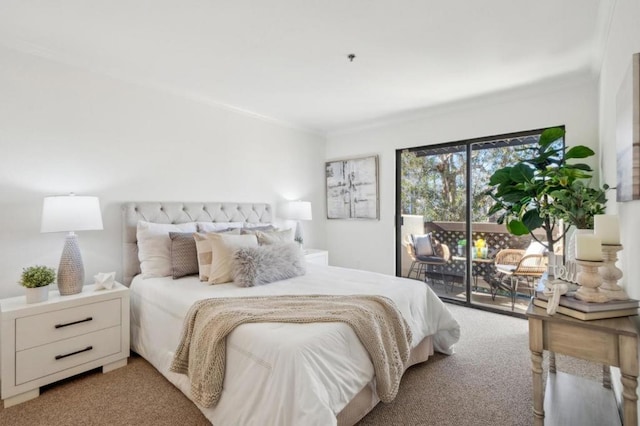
left=527, top=302, right=638, bottom=425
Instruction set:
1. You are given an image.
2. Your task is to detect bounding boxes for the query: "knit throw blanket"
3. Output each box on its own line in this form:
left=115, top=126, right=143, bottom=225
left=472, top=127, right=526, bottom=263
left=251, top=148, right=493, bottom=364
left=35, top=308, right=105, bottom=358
left=170, top=294, right=413, bottom=408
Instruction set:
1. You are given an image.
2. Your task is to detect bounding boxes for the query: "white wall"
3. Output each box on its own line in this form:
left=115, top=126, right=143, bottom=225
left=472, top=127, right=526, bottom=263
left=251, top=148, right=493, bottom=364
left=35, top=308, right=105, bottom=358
left=326, top=76, right=599, bottom=275
left=597, top=0, right=640, bottom=413
left=598, top=0, right=640, bottom=302
left=0, top=46, right=326, bottom=299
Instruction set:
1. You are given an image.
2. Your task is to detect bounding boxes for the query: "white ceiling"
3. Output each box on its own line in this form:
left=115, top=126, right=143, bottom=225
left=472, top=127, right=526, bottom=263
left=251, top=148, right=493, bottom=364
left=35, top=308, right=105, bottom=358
left=0, top=1, right=614, bottom=134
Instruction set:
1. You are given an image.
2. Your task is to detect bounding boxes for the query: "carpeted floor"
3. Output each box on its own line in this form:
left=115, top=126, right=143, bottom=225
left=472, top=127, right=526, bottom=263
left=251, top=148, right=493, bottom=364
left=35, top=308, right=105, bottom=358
left=0, top=303, right=602, bottom=425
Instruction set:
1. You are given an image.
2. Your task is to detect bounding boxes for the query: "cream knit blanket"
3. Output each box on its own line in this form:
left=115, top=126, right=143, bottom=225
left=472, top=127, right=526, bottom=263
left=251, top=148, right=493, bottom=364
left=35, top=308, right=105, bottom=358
left=170, top=294, right=413, bottom=408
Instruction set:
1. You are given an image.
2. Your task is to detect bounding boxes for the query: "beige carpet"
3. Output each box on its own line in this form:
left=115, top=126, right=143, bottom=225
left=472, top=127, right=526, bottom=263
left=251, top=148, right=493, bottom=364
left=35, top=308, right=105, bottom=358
left=0, top=303, right=602, bottom=426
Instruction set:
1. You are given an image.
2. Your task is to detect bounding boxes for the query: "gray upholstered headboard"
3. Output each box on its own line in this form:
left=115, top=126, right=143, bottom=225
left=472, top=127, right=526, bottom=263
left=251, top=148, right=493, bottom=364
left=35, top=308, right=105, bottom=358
left=121, top=202, right=272, bottom=286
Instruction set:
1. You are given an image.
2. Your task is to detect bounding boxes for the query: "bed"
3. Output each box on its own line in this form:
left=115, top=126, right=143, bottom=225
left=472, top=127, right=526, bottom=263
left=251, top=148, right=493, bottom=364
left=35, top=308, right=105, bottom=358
left=123, top=202, right=460, bottom=425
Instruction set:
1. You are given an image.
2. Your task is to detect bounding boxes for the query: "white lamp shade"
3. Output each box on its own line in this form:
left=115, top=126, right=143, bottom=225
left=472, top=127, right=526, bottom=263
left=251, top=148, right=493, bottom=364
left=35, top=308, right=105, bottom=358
left=41, top=195, right=104, bottom=233
left=282, top=201, right=312, bottom=221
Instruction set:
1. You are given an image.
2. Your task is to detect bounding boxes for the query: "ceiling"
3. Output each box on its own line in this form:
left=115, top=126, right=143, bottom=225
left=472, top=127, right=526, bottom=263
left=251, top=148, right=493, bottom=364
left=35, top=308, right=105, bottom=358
left=0, top=1, right=614, bottom=134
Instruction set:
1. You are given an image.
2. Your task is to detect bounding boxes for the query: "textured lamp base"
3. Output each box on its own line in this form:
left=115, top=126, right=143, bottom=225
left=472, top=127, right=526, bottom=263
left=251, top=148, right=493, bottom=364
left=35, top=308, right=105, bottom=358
left=57, top=233, right=84, bottom=295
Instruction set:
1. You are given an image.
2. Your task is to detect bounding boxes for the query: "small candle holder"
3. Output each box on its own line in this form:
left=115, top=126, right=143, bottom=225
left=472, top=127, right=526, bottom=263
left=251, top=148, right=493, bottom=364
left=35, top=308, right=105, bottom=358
left=575, top=259, right=610, bottom=303
left=599, top=244, right=628, bottom=300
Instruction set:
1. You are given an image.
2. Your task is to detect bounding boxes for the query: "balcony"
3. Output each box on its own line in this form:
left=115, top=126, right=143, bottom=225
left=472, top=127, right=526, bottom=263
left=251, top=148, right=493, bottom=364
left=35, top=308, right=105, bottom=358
left=401, top=217, right=550, bottom=314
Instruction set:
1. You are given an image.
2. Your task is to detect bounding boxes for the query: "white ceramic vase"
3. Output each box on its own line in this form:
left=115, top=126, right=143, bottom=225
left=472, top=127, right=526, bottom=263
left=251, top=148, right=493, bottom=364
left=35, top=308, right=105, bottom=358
left=566, top=228, right=593, bottom=263
left=25, top=285, right=50, bottom=304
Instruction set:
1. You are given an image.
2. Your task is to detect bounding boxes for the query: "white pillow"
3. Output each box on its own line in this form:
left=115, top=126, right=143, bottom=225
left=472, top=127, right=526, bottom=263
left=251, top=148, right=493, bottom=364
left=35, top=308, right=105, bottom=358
left=255, top=229, right=294, bottom=245
left=197, top=222, right=244, bottom=233
left=137, top=221, right=197, bottom=278
left=207, top=233, right=259, bottom=284
left=243, top=222, right=274, bottom=229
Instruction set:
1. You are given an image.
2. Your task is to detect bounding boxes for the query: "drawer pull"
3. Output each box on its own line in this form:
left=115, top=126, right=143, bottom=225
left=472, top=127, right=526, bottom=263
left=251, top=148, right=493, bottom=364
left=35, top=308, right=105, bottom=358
left=55, top=317, right=93, bottom=329
left=55, top=346, right=93, bottom=360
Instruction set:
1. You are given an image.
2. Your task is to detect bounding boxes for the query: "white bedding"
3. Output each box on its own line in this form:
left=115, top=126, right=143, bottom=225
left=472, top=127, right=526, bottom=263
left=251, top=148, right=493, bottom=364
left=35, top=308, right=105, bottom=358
left=130, top=263, right=460, bottom=426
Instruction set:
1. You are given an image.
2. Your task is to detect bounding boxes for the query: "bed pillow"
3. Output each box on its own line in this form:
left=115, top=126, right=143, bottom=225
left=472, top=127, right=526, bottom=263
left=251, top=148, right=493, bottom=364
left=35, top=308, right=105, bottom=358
left=255, top=229, right=295, bottom=245
left=193, top=229, right=241, bottom=282
left=197, top=222, right=244, bottom=233
left=240, top=224, right=276, bottom=234
left=207, top=233, right=259, bottom=284
left=169, top=232, right=199, bottom=279
left=232, top=242, right=306, bottom=287
left=137, top=221, right=198, bottom=278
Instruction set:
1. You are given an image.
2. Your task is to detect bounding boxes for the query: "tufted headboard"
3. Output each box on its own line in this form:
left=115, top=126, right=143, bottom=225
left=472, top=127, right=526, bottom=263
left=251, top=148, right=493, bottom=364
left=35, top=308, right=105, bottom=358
left=121, top=202, right=272, bottom=286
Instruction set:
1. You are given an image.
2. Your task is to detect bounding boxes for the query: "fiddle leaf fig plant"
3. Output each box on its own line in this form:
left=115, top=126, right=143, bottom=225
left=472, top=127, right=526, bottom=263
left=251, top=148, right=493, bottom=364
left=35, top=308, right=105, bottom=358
left=547, top=180, right=608, bottom=230
left=485, top=127, right=605, bottom=253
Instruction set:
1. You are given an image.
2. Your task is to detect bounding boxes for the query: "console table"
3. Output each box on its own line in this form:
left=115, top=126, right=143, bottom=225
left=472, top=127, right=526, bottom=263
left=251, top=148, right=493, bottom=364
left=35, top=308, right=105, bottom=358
left=527, top=302, right=638, bottom=425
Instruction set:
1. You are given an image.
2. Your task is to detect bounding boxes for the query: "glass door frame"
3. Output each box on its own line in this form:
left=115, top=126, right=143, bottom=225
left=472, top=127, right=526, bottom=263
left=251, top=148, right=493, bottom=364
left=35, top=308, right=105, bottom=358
left=395, top=126, right=562, bottom=317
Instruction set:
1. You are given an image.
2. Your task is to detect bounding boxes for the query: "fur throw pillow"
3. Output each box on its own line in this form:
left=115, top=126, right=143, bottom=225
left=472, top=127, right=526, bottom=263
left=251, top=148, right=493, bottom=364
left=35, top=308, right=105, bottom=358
left=232, top=243, right=306, bottom=287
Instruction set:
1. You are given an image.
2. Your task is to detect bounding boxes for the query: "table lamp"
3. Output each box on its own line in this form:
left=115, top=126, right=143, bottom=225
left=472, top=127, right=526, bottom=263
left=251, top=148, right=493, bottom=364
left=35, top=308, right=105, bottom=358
left=41, top=194, right=103, bottom=295
left=281, top=201, right=312, bottom=246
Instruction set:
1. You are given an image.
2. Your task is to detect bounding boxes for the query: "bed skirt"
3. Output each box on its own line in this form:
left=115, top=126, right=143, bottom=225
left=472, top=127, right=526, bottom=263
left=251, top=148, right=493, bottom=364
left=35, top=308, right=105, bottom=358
left=336, top=336, right=434, bottom=426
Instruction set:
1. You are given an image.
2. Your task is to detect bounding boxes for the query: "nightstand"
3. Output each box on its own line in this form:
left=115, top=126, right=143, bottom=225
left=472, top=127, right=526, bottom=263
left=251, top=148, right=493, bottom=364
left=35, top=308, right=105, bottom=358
left=1, top=283, right=130, bottom=407
left=304, top=249, right=329, bottom=266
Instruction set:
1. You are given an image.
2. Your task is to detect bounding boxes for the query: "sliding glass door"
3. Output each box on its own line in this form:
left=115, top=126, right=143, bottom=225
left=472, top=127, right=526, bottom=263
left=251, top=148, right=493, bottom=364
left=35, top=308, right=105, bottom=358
left=396, top=128, right=560, bottom=315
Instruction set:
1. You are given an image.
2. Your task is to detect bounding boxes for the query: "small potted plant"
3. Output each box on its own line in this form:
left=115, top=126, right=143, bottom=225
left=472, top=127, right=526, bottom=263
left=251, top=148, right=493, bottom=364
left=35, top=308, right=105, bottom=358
left=457, top=239, right=466, bottom=256
left=19, top=265, right=55, bottom=303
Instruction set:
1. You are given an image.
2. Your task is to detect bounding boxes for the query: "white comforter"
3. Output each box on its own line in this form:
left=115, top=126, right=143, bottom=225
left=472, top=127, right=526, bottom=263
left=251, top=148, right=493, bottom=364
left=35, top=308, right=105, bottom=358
left=130, top=264, right=460, bottom=426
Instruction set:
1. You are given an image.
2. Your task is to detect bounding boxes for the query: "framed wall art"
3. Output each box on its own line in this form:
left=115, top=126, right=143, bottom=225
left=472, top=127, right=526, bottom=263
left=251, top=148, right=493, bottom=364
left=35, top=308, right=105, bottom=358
left=616, top=52, right=640, bottom=202
left=326, top=155, right=379, bottom=219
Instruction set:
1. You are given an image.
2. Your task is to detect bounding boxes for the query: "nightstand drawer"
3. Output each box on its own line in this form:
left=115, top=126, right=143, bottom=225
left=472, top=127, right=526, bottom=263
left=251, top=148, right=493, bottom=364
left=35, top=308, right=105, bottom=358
left=16, top=298, right=121, bottom=351
left=16, top=325, right=121, bottom=385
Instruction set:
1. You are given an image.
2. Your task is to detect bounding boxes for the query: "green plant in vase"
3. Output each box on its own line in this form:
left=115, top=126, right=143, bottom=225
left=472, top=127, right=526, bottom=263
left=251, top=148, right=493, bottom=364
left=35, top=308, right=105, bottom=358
left=19, top=265, right=55, bottom=304
left=19, top=265, right=56, bottom=288
left=547, top=180, right=608, bottom=230
left=457, top=239, right=466, bottom=256
left=485, top=127, right=603, bottom=254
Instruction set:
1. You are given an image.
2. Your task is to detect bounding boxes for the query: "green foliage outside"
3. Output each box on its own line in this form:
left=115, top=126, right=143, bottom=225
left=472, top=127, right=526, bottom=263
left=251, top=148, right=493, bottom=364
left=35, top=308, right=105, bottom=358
left=19, top=265, right=56, bottom=288
left=400, top=142, right=528, bottom=223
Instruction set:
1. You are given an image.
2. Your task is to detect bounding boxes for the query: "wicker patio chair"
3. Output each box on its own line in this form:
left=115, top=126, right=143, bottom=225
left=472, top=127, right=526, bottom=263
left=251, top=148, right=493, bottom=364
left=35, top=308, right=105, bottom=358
left=406, top=234, right=451, bottom=291
left=491, top=243, right=548, bottom=310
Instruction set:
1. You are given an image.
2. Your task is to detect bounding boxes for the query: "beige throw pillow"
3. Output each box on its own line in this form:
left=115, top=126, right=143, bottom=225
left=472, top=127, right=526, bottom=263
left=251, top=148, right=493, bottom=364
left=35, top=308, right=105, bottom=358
left=193, top=229, right=241, bottom=282
left=207, top=233, right=259, bottom=284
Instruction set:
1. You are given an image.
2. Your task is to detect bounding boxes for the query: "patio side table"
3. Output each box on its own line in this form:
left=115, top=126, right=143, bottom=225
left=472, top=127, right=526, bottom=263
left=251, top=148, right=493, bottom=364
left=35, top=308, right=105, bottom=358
left=451, top=256, right=494, bottom=291
left=526, top=301, right=638, bottom=426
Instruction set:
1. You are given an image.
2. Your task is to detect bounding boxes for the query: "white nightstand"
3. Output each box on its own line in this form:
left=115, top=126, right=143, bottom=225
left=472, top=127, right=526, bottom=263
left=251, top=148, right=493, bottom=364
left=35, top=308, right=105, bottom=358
left=304, top=249, right=329, bottom=266
left=1, top=283, right=130, bottom=407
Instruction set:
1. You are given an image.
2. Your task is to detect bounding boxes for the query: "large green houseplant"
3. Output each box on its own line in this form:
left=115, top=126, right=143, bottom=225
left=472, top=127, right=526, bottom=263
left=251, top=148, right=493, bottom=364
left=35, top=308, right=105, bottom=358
left=486, top=127, right=606, bottom=253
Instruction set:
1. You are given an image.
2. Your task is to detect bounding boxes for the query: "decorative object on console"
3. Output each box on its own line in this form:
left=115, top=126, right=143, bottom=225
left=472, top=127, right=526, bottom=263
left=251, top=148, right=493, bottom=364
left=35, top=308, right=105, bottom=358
left=19, top=265, right=55, bottom=304
left=94, top=272, right=116, bottom=290
left=534, top=285, right=639, bottom=320
left=574, top=233, right=608, bottom=302
left=594, top=214, right=620, bottom=244
left=41, top=194, right=103, bottom=296
left=600, top=244, right=627, bottom=300
left=280, top=200, right=312, bottom=245
left=574, top=233, right=602, bottom=261
left=575, top=259, right=608, bottom=303
left=593, top=214, right=627, bottom=299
